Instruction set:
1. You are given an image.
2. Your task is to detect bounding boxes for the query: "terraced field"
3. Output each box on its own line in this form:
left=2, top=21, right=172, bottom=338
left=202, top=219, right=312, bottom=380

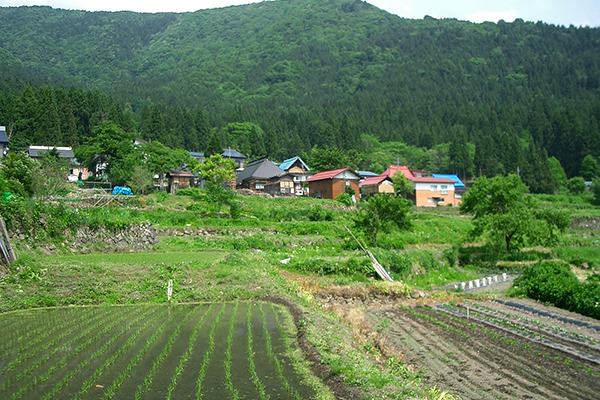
left=0, top=302, right=326, bottom=400
left=369, top=299, right=600, bottom=400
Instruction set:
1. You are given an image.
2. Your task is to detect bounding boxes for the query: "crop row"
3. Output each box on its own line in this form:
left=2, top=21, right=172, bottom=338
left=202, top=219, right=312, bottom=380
left=1, top=302, right=320, bottom=400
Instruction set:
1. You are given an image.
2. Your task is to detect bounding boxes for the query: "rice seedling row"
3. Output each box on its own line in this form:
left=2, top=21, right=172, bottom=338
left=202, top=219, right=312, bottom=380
left=37, top=306, right=164, bottom=400
left=7, top=306, right=157, bottom=400
left=259, top=303, right=302, bottom=400
left=246, top=304, right=269, bottom=400
left=70, top=306, right=172, bottom=400
left=165, top=304, right=215, bottom=400
left=0, top=308, right=88, bottom=345
left=0, top=307, right=118, bottom=393
left=103, top=304, right=206, bottom=399
left=0, top=308, right=103, bottom=364
left=2, top=302, right=328, bottom=400
left=224, top=301, right=239, bottom=400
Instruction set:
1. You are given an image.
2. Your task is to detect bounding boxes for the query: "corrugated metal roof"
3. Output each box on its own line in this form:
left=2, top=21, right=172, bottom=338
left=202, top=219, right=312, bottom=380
left=357, top=170, right=379, bottom=178
left=411, top=177, right=455, bottom=183
left=307, top=168, right=360, bottom=182
left=27, top=146, right=74, bottom=159
left=168, top=170, right=194, bottom=177
left=432, top=174, right=466, bottom=188
left=382, top=165, right=454, bottom=184
left=359, top=175, right=390, bottom=187
left=279, top=156, right=310, bottom=172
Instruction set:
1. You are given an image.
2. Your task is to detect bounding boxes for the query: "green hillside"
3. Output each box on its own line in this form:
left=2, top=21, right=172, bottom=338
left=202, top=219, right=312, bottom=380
left=0, top=0, right=599, bottom=183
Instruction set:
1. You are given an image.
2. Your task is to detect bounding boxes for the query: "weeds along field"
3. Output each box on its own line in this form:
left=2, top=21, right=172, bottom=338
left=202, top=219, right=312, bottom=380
left=0, top=301, right=330, bottom=400
left=368, top=298, right=600, bottom=400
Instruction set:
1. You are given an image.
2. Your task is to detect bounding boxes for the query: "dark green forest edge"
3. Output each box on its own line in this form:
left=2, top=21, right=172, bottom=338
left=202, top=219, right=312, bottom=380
left=1, top=0, right=600, bottom=188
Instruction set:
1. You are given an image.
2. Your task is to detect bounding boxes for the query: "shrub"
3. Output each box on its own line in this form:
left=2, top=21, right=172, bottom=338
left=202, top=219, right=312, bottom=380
left=337, top=192, right=353, bottom=206
left=511, top=261, right=600, bottom=320
left=567, top=177, right=586, bottom=195
left=307, top=205, right=334, bottom=221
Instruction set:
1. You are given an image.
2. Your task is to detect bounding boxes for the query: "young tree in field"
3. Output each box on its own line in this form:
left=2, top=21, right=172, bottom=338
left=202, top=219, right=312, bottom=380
left=32, top=148, right=71, bottom=199
left=548, top=156, right=568, bottom=192
left=392, top=172, right=414, bottom=198
left=127, top=165, right=154, bottom=195
left=460, top=174, right=570, bottom=252
left=0, top=152, right=38, bottom=197
left=74, top=121, right=138, bottom=185
left=567, top=177, right=586, bottom=195
left=353, top=194, right=411, bottom=247
left=139, top=141, right=189, bottom=192
left=196, top=154, right=236, bottom=217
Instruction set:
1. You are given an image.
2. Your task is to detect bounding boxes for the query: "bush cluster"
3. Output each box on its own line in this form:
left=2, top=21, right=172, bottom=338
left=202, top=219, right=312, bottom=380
left=288, top=257, right=372, bottom=276
left=511, top=261, right=600, bottom=320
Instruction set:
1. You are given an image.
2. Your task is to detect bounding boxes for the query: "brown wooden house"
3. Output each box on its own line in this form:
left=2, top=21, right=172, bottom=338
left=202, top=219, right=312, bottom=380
left=167, top=170, right=194, bottom=194
left=306, top=168, right=361, bottom=202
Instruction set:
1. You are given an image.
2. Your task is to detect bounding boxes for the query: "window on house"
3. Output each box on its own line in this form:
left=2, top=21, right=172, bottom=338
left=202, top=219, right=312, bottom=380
left=441, top=185, right=448, bottom=195
left=430, top=185, right=438, bottom=192
left=427, top=198, right=433, bottom=203
left=255, top=183, right=264, bottom=190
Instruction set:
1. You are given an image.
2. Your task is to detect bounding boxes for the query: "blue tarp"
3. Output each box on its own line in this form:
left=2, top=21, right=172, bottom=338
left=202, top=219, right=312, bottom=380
left=112, top=186, right=133, bottom=195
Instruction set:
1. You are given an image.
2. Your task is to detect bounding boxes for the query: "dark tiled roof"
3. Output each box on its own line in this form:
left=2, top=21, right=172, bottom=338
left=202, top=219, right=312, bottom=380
left=222, top=148, right=247, bottom=159
left=27, top=146, right=74, bottom=159
left=236, top=159, right=282, bottom=185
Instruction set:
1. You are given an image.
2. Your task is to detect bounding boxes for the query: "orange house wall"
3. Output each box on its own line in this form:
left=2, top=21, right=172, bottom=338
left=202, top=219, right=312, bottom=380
left=415, top=189, right=461, bottom=207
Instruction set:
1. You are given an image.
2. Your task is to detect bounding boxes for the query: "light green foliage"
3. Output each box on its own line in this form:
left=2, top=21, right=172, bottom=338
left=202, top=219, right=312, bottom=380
left=567, top=177, right=587, bottom=194
left=353, top=194, right=412, bottom=247
left=127, top=165, right=154, bottom=195
left=0, top=152, right=38, bottom=197
left=548, top=156, right=568, bottom=191
left=32, top=148, right=71, bottom=199
left=579, top=155, right=600, bottom=181
left=461, top=174, right=570, bottom=252
left=336, top=192, right=353, bottom=206
left=197, top=154, right=237, bottom=217
left=139, top=140, right=190, bottom=190
left=391, top=171, right=414, bottom=197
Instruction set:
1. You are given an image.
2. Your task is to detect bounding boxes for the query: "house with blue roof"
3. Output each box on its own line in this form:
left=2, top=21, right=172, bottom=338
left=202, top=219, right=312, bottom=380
left=431, top=174, right=467, bottom=197
left=188, top=148, right=247, bottom=170
left=278, top=156, right=312, bottom=196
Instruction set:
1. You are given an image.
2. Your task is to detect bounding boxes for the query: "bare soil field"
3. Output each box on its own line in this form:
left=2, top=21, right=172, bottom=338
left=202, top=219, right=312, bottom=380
left=367, top=299, right=600, bottom=400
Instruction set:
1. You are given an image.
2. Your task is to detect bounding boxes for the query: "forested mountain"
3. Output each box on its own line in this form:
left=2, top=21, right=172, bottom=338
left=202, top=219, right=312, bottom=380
left=0, top=0, right=599, bottom=189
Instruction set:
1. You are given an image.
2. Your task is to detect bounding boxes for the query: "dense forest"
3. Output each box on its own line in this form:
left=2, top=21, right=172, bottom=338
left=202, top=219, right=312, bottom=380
left=0, top=0, right=599, bottom=192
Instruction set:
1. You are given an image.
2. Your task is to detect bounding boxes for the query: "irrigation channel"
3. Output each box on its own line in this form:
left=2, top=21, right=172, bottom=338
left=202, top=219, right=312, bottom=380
left=368, top=299, right=600, bottom=400
left=0, top=302, right=319, bottom=400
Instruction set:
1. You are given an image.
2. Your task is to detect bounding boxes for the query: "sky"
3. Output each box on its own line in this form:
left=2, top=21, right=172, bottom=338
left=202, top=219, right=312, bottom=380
left=0, top=0, right=598, bottom=27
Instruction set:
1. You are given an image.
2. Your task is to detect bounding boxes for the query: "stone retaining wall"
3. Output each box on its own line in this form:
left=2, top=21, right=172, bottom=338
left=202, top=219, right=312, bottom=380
left=571, top=217, right=600, bottom=230
left=66, top=222, right=159, bottom=249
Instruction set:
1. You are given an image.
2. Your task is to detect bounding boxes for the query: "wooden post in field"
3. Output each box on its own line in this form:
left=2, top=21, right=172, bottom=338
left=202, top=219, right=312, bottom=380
left=0, top=216, right=16, bottom=264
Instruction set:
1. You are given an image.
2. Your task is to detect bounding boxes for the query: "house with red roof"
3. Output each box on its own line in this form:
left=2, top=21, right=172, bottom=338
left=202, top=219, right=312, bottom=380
left=306, top=168, right=361, bottom=201
left=382, top=166, right=461, bottom=206
left=359, top=175, right=394, bottom=197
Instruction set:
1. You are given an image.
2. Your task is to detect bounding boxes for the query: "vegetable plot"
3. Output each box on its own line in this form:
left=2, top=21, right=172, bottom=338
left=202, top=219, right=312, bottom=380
left=370, top=300, right=600, bottom=400
left=0, top=302, right=321, bottom=400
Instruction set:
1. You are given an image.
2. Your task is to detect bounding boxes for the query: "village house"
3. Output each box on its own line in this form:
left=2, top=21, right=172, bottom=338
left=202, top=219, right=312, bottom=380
left=167, top=170, right=194, bottom=194
left=383, top=166, right=461, bottom=206
left=306, top=168, right=360, bottom=201
left=236, top=158, right=283, bottom=192
left=0, top=126, right=9, bottom=157
left=278, top=156, right=312, bottom=196
left=27, top=145, right=89, bottom=181
left=264, top=174, right=295, bottom=197
left=189, top=148, right=248, bottom=170
left=359, top=175, right=395, bottom=197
